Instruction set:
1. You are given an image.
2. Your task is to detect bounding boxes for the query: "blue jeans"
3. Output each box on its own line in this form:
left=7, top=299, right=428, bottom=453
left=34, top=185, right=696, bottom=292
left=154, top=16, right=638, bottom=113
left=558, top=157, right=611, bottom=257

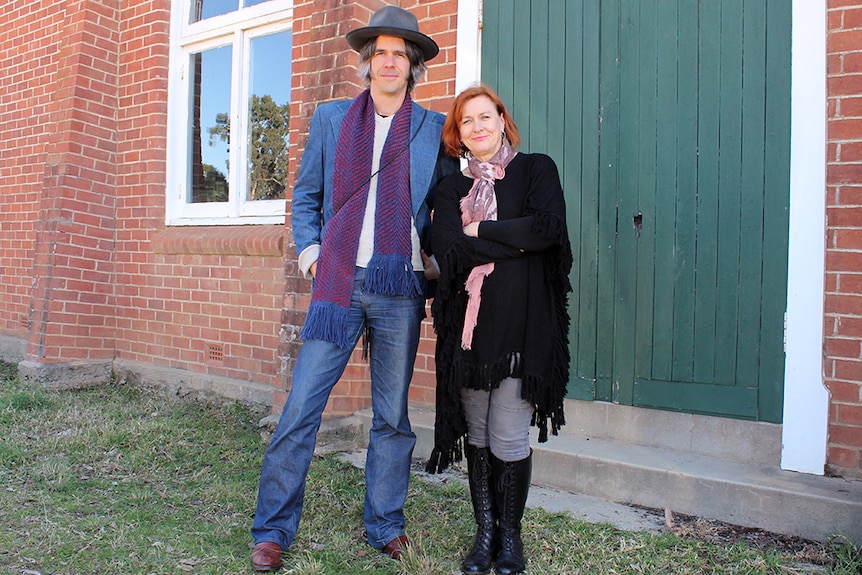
left=251, top=268, right=425, bottom=551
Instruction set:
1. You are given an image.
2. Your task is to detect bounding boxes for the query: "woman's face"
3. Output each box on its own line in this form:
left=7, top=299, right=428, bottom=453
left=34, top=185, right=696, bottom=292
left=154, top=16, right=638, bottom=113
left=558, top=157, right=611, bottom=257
left=459, top=95, right=506, bottom=162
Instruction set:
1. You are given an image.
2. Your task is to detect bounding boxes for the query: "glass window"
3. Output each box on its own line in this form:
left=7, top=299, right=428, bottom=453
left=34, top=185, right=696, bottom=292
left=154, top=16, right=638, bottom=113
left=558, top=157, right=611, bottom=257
left=168, top=0, right=293, bottom=225
left=191, top=0, right=279, bottom=25
left=247, top=32, right=292, bottom=201
left=191, top=45, right=231, bottom=203
left=192, top=0, right=238, bottom=22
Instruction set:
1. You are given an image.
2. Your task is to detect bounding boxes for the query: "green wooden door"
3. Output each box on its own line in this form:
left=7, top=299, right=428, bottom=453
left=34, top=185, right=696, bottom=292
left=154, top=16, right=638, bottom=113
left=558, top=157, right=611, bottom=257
left=481, top=0, right=791, bottom=423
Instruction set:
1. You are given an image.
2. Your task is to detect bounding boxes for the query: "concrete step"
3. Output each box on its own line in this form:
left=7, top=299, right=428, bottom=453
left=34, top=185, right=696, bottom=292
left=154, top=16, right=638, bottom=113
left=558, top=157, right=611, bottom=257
left=353, top=406, right=862, bottom=544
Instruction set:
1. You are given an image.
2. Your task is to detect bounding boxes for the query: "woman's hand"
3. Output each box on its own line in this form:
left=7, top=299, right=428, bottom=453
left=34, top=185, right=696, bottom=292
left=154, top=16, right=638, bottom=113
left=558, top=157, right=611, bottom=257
left=462, top=222, right=480, bottom=238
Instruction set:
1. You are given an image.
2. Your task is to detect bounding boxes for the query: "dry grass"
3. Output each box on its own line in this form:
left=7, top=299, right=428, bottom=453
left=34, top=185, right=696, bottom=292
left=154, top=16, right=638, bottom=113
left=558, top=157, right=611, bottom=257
left=1, top=360, right=859, bottom=575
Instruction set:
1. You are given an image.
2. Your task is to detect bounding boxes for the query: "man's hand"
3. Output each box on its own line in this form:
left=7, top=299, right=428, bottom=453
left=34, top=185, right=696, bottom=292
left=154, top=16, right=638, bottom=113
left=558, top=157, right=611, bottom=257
left=309, top=261, right=317, bottom=278
left=421, top=250, right=439, bottom=280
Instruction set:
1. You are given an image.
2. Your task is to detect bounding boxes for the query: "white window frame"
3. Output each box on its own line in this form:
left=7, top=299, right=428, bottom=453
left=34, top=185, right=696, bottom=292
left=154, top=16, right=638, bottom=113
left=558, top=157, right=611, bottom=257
left=166, top=0, right=294, bottom=226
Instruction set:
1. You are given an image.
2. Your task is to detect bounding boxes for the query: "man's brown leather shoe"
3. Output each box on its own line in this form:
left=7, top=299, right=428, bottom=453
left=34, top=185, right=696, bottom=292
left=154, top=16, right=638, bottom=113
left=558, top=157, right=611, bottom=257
left=382, top=535, right=410, bottom=560
left=251, top=541, right=283, bottom=571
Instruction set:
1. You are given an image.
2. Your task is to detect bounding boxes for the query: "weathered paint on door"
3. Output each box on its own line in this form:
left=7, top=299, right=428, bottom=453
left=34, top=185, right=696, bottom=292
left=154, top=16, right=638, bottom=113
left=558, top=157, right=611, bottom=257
left=481, top=0, right=791, bottom=422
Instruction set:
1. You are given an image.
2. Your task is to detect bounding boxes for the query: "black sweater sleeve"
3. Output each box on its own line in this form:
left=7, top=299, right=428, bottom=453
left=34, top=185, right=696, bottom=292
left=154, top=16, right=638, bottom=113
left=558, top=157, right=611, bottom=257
left=432, top=176, right=522, bottom=272
left=478, top=154, right=568, bottom=251
left=478, top=216, right=553, bottom=251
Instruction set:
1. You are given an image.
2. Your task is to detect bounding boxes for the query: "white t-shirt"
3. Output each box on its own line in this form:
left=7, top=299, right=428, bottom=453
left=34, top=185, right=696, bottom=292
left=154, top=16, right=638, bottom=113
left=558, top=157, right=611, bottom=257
left=355, top=113, right=423, bottom=271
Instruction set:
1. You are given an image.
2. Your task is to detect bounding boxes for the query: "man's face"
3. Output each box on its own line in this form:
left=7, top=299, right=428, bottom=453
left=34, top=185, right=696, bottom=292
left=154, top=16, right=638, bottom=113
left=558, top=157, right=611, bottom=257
left=369, top=35, right=411, bottom=97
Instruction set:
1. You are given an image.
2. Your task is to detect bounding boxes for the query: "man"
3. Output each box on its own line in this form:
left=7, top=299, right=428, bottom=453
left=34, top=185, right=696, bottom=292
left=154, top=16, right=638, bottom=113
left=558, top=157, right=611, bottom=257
left=249, top=6, right=456, bottom=572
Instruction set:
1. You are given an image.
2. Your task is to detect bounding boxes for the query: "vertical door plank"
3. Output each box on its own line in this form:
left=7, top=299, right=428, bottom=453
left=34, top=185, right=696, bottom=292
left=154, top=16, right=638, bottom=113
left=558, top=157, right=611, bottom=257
left=712, top=0, right=745, bottom=387
left=527, top=0, right=549, bottom=153
left=671, top=0, right=699, bottom=385
left=595, top=0, right=621, bottom=401
left=634, top=0, right=658, bottom=383
left=547, top=1, right=567, bottom=158
left=481, top=0, right=502, bottom=98
left=572, top=0, right=603, bottom=397
left=651, top=0, right=680, bottom=381
left=613, top=0, right=642, bottom=404
left=736, top=0, right=768, bottom=388
left=694, top=2, right=721, bottom=383
left=512, top=1, right=531, bottom=129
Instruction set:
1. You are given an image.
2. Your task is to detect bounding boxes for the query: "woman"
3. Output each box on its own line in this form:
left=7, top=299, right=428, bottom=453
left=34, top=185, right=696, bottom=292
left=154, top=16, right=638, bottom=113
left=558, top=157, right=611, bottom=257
left=426, top=85, right=572, bottom=575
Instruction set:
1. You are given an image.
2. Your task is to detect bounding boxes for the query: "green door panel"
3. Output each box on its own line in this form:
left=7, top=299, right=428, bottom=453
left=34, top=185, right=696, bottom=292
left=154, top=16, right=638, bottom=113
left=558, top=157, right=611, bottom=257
left=480, top=0, right=790, bottom=423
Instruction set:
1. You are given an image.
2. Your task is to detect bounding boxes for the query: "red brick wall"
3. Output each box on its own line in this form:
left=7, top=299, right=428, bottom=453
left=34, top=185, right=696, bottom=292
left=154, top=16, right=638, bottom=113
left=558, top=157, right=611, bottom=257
left=1, top=0, right=120, bottom=364
left=1, top=0, right=457, bottom=407
left=1, top=0, right=287, bottom=392
left=278, top=0, right=458, bottom=415
left=827, top=1, right=862, bottom=479
left=0, top=1, right=70, bottom=342
left=113, top=0, right=284, bottom=389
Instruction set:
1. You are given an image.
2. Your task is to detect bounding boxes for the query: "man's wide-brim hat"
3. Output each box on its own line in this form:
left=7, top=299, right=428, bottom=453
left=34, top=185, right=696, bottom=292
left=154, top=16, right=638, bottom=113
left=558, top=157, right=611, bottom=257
left=346, top=6, right=439, bottom=62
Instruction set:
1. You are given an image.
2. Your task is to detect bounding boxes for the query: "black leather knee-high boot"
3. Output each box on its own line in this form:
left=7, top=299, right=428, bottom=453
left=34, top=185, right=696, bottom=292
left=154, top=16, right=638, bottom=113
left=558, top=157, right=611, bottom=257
left=491, top=452, right=532, bottom=575
left=461, top=445, right=496, bottom=575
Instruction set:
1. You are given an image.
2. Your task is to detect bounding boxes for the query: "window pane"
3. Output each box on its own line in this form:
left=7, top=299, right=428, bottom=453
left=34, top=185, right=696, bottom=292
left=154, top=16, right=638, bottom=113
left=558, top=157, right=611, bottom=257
left=190, top=45, right=232, bottom=203
left=243, top=0, right=271, bottom=7
left=247, top=31, right=292, bottom=201
left=191, top=0, right=239, bottom=23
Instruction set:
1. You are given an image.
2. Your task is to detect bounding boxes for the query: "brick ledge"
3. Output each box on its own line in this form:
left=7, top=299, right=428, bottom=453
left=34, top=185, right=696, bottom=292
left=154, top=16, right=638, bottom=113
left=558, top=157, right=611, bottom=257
left=151, top=225, right=285, bottom=257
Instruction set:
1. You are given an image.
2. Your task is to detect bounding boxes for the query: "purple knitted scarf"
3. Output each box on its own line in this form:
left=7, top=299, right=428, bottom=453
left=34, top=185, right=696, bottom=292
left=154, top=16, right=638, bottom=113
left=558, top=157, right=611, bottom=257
left=301, top=90, right=420, bottom=348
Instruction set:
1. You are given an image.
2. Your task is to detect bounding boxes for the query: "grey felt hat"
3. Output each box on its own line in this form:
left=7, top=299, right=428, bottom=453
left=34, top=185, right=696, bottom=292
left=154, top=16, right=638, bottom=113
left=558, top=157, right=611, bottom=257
left=346, top=6, right=439, bottom=62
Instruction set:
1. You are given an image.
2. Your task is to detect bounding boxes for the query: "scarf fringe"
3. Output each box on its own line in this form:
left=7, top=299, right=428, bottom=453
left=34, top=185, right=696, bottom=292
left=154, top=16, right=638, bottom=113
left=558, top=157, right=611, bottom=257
left=365, top=254, right=422, bottom=296
left=300, top=301, right=352, bottom=349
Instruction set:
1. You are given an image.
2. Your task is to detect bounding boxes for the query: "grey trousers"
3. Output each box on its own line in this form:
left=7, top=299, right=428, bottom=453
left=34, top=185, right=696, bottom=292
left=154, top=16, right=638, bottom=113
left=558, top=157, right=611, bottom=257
left=461, top=377, right=534, bottom=462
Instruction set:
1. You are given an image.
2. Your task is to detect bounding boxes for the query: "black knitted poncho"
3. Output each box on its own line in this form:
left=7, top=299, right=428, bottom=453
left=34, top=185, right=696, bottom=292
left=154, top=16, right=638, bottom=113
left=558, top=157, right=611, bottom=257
left=426, top=153, right=573, bottom=473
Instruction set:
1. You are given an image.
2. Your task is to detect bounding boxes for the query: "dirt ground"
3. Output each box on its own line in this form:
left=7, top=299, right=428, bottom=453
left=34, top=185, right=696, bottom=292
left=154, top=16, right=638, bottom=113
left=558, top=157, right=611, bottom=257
left=644, top=506, right=849, bottom=570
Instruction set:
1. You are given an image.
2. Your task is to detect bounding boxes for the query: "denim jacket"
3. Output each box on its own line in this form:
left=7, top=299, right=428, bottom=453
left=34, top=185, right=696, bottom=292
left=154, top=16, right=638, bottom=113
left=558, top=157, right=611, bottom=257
left=290, top=98, right=457, bottom=283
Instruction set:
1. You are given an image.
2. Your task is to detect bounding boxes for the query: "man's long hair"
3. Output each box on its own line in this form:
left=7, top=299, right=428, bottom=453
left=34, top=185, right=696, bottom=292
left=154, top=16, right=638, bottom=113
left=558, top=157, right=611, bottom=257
left=357, top=37, right=427, bottom=93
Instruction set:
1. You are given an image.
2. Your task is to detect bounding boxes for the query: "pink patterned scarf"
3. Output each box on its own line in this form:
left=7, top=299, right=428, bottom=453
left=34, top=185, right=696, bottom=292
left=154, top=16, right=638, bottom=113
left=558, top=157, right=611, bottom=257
left=459, top=141, right=517, bottom=349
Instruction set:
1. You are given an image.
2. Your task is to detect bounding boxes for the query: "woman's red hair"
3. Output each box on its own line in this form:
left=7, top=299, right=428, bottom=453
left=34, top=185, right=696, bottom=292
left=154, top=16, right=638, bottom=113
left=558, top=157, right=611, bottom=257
left=441, top=85, right=521, bottom=158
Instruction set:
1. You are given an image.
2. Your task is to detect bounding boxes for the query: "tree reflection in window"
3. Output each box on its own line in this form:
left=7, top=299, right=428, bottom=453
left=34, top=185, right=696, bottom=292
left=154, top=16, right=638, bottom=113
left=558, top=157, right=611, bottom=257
left=191, top=46, right=231, bottom=203
left=207, top=95, right=290, bottom=201
left=190, top=30, right=290, bottom=205
left=246, top=31, right=291, bottom=201
left=247, top=94, right=290, bottom=200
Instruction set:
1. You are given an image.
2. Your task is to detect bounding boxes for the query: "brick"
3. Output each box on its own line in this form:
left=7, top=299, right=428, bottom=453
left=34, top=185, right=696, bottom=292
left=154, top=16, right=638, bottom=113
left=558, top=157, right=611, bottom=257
left=831, top=423, right=862, bottom=448
left=825, top=378, right=862, bottom=404
left=842, top=7, right=862, bottom=30
left=825, top=250, right=862, bottom=274
left=830, top=29, right=862, bottom=53
left=829, top=115, right=862, bottom=140
left=833, top=358, right=862, bottom=381
left=829, top=228, right=862, bottom=250
left=838, top=273, right=862, bottom=293
left=834, top=184, right=862, bottom=204
left=837, top=402, right=862, bottom=426
left=826, top=337, right=862, bottom=359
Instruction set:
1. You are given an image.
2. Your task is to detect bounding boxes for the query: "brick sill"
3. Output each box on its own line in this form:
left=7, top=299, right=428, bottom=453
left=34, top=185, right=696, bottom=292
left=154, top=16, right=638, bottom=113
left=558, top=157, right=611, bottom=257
left=151, top=225, right=285, bottom=257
